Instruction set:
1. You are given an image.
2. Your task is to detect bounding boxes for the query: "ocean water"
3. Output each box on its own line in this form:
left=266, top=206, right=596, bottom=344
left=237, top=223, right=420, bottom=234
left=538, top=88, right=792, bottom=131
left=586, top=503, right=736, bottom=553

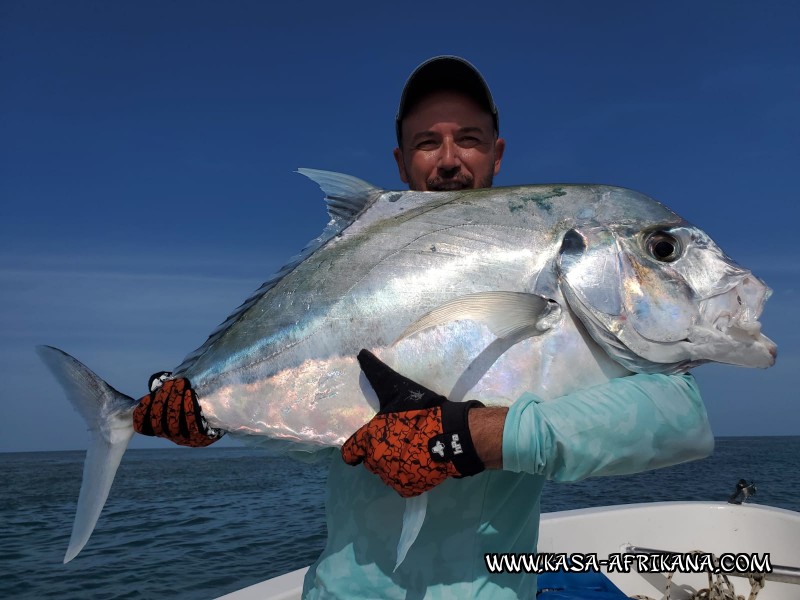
left=2, top=436, right=798, bottom=600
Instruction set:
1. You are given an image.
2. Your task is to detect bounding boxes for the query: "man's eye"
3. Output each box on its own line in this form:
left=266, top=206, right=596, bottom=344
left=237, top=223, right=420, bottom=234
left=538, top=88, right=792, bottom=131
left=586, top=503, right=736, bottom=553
left=416, top=140, right=439, bottom=150
left=459, top=137, right=481, bottom=147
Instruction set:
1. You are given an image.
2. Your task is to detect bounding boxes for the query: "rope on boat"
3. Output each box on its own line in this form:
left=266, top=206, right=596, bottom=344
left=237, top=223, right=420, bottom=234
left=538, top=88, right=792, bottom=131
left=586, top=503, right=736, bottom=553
left=628, top=551, right=766, bottom=600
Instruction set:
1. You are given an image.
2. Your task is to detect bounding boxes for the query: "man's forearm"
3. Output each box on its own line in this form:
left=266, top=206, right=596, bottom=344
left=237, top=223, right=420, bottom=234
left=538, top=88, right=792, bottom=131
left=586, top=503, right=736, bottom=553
left=468, top=406, right=508, bottom=470
left=502, top=374, right=713, bottom=480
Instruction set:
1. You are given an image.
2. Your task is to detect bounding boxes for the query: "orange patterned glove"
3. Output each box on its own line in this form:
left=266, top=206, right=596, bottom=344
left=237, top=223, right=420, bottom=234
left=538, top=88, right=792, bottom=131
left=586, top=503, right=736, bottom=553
left=133, top=373, right=222, bottom=447
left=341, top=350, right=484, bottom=497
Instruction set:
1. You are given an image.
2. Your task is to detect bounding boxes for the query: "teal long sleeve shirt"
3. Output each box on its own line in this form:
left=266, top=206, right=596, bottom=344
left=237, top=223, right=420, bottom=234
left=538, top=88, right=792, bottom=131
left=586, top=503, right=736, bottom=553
left=302, top=373, right=713, bottom=600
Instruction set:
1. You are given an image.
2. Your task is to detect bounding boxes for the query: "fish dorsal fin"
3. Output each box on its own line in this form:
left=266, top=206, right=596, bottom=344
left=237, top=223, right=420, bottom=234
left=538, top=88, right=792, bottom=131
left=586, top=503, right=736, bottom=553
left=173, top=170, right=382, bottom=375
left=396, top=291, right=561, bottom=343
left=297, top=168, right=381, bottom=222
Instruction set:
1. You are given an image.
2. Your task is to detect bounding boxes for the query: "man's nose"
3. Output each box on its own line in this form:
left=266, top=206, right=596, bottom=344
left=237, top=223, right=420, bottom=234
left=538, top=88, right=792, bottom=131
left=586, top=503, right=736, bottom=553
left=437, top=138, right=461, bottom=171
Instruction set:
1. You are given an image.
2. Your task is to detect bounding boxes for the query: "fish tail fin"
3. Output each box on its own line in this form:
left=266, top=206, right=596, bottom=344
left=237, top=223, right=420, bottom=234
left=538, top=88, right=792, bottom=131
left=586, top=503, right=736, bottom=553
left=36, top=345, right=138, bottom=563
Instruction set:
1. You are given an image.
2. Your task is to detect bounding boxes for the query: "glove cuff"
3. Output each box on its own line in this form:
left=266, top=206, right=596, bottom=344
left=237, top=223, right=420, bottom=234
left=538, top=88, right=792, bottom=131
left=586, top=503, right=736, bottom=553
left=428, top=400, right=485, bottom=477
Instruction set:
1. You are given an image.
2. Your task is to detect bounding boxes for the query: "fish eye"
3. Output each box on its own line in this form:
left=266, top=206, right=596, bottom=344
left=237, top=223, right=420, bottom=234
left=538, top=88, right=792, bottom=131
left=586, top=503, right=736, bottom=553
left=646, top=231, right=682, bottom=262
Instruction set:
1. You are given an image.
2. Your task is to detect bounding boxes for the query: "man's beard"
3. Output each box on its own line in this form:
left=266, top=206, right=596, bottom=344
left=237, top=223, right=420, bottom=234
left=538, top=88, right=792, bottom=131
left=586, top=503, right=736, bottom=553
left=426, top=171, right=493, bottom=191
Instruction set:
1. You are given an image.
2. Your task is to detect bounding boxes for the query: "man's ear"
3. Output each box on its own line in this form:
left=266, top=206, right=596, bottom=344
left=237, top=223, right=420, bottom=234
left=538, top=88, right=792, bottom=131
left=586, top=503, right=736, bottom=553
left=493, top=138, right=506, bottom=176
left=393, top=147, right=409, bottom=183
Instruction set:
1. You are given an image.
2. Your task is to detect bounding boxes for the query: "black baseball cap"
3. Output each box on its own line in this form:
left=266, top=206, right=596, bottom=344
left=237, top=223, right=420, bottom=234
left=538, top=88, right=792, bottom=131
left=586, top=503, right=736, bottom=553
left=395, top=55, right=500, bottom=144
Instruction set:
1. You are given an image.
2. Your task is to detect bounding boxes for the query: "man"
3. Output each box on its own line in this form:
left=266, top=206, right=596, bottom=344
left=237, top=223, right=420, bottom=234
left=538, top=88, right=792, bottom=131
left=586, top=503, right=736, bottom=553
left=134, top=56, right=713, bottom=599
left=392, top=56, right=504, bottom=192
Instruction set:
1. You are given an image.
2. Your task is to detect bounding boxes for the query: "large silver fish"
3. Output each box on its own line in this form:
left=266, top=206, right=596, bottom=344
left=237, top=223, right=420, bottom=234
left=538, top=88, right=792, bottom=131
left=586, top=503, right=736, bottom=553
left=39, top=169, right=776, bottom=565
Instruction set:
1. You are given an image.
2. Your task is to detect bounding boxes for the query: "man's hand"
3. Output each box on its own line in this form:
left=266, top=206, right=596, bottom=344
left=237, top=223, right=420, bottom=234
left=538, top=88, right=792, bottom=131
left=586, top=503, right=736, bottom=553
left=133, top=373, right=222, bottom=447
left=341, top=350, right=485, bottom=497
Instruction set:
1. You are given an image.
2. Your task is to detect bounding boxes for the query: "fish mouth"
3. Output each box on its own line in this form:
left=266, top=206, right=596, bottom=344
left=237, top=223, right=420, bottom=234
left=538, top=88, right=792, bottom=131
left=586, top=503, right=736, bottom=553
left=692, top=275, right=777, bottom=367
left=703, top=276, right=767, bottom=335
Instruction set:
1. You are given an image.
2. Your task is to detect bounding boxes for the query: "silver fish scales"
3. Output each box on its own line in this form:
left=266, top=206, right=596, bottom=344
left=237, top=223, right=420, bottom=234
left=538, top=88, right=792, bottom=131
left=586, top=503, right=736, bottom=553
left=38, top=170, right=776, bottom=563
left=175, top=172, right=774, bottom=446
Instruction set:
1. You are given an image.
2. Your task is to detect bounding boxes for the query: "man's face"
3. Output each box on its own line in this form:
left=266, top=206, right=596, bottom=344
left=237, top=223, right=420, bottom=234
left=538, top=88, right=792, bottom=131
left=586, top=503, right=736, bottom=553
left=394, top=90, right=505, bottom=191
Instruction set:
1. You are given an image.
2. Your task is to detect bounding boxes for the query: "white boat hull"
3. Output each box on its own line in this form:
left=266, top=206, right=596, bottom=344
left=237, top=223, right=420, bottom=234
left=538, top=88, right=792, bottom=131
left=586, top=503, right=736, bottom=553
left=217, top=501, right=800, bottom=600
left=537, top=501, right=799, bottom=599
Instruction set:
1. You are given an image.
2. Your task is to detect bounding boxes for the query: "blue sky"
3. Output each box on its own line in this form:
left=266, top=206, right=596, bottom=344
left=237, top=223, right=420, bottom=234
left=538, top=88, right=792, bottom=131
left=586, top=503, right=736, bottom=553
left=1, top=1, right=798, bottom=452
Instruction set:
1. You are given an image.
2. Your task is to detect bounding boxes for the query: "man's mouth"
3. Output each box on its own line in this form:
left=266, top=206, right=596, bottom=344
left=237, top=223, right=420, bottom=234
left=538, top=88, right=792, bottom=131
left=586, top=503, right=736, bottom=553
left=428, top=179, right=472, bottom=191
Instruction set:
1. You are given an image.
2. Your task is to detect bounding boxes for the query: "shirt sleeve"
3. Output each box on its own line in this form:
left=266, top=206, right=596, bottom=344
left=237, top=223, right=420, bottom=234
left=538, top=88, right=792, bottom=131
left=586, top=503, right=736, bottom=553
left=501, top=373, right=714, bottom=480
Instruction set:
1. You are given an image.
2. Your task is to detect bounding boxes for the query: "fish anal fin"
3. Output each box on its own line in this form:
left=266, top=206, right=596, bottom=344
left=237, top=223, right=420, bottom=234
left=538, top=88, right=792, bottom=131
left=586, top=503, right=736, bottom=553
left=395, top=494, right=428, bottom=571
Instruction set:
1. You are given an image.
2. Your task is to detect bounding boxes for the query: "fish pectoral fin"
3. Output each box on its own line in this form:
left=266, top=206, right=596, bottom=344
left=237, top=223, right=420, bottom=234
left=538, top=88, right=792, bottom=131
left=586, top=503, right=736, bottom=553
left=396, top=291, right=561, bottom=343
